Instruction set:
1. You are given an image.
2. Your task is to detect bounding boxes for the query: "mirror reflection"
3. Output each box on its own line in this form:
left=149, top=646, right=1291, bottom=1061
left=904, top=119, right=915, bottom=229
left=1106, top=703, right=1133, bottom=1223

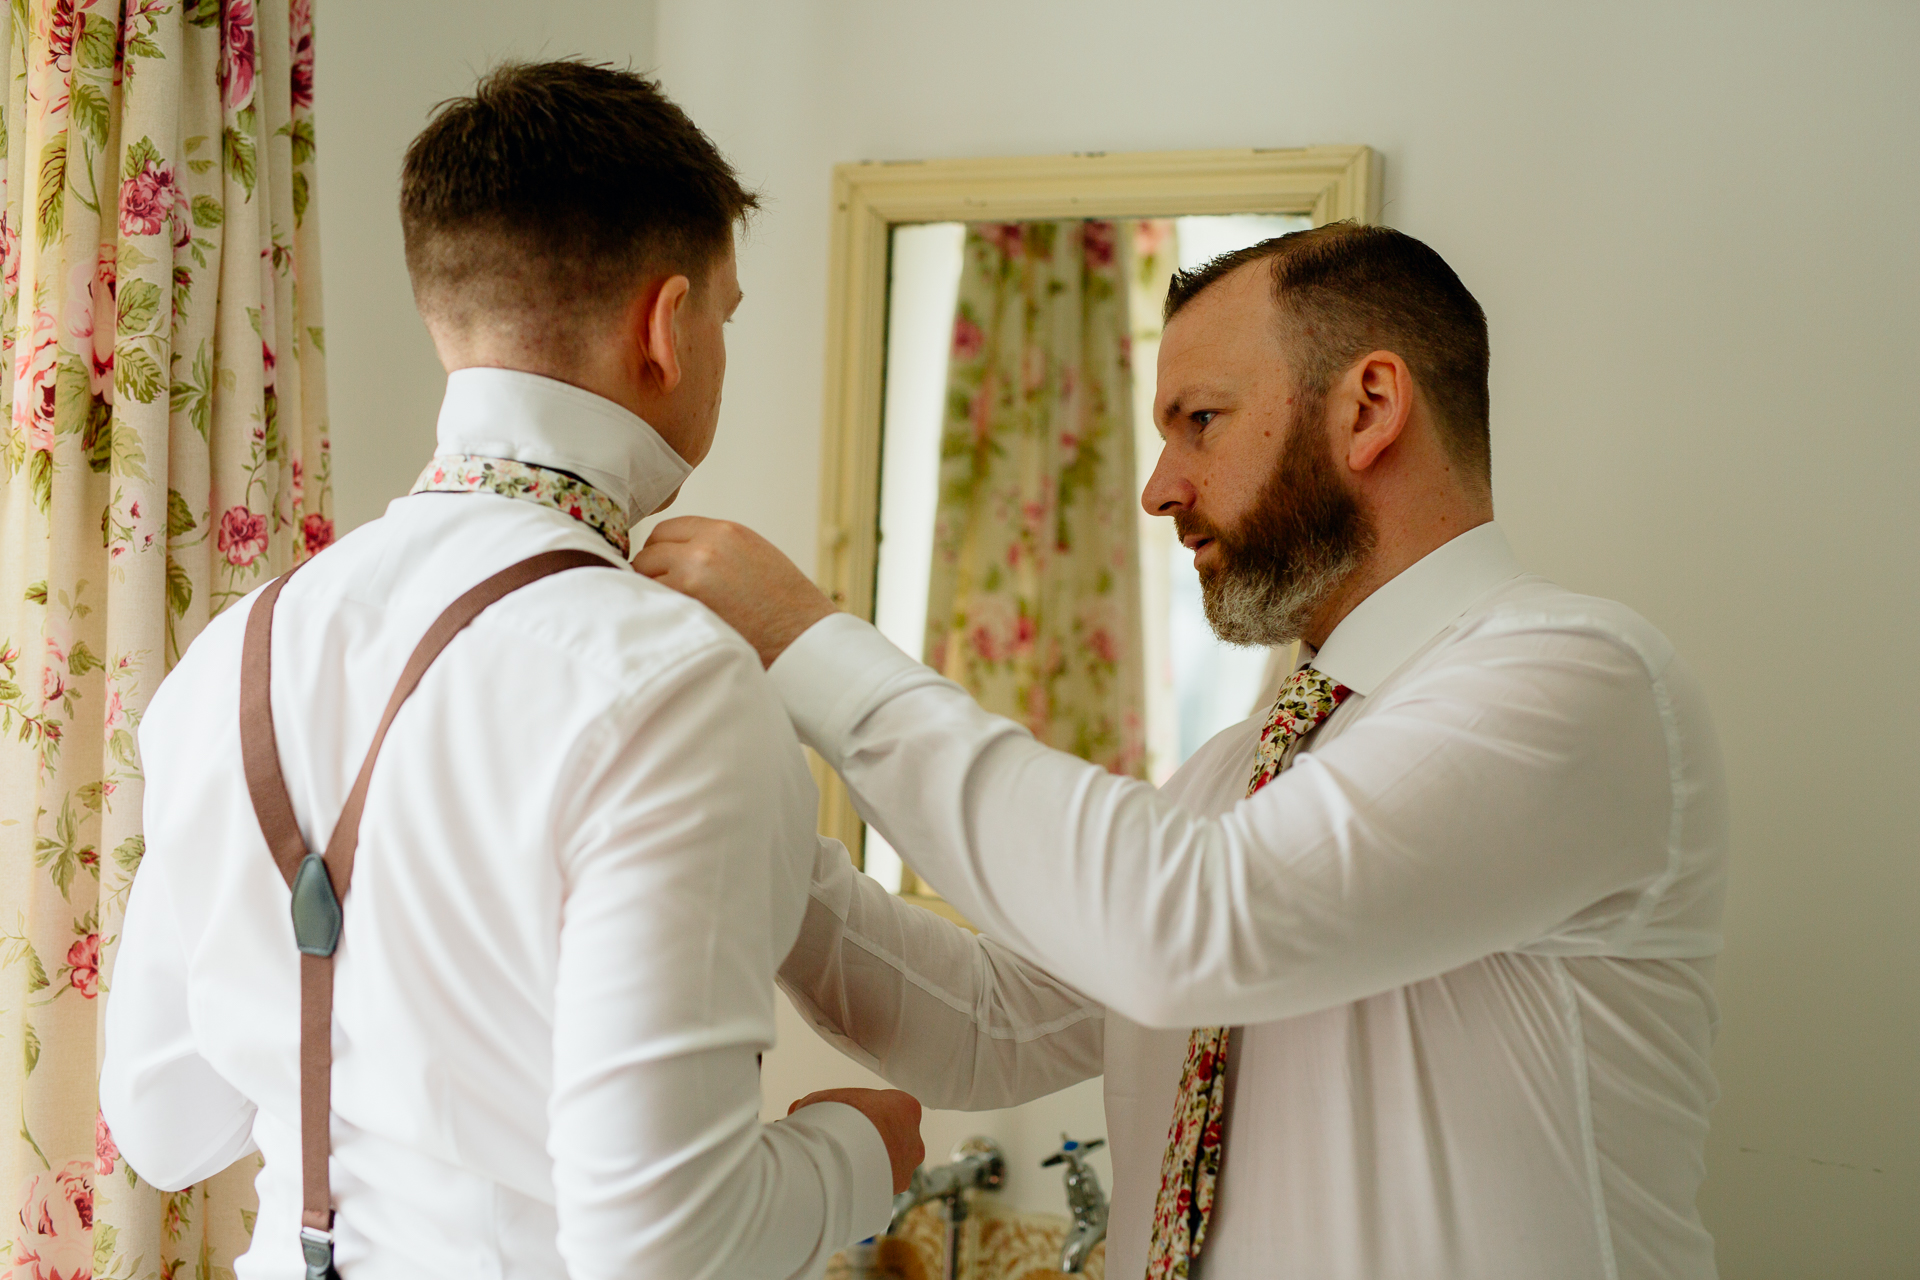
left=866, top=213, right=1312, bottom=895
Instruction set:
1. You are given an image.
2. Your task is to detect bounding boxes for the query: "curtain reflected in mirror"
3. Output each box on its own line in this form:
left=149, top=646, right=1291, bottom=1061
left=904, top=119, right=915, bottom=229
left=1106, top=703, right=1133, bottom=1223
left=867, top=213, right=1311, bottom=896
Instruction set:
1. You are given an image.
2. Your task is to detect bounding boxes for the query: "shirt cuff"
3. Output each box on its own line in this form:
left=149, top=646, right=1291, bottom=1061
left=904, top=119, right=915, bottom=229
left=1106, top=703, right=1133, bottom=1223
left=786, top=1099, right=896, bottom=1242
left=768, top=613, right=923, bottom=767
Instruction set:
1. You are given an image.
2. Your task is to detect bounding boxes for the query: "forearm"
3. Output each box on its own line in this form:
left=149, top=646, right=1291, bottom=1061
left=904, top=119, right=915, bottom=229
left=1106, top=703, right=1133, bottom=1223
left=780, top=838, right=1103, bottom=1111
left=552, top=1043, right=889, bottom=1280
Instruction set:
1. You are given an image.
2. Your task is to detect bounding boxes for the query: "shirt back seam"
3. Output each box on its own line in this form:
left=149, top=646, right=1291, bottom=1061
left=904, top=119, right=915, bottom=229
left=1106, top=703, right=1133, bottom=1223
left=1555, top=957, right=1621, bottom=1280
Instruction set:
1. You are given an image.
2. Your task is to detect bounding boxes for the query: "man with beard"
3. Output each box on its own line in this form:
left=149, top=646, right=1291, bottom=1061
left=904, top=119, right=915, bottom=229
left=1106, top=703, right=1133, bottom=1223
left=638, top=223, right=1728, bottom=1280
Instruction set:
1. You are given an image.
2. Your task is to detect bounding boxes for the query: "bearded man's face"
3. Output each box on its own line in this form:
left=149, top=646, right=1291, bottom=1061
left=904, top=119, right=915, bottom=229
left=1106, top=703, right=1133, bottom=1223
left=1173, top=388, right=1376, bottom=646
left=1145, top=258, right=1377, bottom=647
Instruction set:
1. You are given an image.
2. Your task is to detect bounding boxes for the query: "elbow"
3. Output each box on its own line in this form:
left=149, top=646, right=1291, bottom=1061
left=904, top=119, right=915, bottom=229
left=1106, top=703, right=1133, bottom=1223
left=1086, top=934, right=1276, bottom=1030
left=130, top=1160, right=197, bottom=1195
left=98, top=1072, right=254, bottom=1193
left=1106, top=982, right=1206, bottom=1031
left=98, top=1104, right=193, bottom=1193
left=1069, top=948, right=1202, bottom=1029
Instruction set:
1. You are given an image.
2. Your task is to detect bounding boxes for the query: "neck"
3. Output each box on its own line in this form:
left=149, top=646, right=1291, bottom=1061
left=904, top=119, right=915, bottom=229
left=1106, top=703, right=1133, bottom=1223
left=1303, top=500, right=1494, bottom=649
left=430, top=310, right=697, bottom=452
left=441, top=353, right=703, bottom=469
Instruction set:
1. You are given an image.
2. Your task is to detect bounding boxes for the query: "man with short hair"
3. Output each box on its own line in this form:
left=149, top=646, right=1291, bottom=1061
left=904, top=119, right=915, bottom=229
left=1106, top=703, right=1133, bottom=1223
left=642, top=223, right=1729, bottom=1279
left=102, top=62, right=920, bottom=1280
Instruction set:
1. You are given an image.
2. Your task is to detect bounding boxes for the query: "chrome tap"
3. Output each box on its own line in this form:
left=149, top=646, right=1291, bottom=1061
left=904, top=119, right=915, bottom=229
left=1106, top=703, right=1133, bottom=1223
left=1042, top=1135, right=1108, bottom=1273
left=885, top=1136, right=1006, bottom=1280
left=888, top=1136, right=1007, bottom=1236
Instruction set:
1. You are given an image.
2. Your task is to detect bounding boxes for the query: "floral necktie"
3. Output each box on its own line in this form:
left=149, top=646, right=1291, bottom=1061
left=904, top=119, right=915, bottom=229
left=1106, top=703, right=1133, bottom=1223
left=1144, top=666, right=1351, bottom=1279
left=410, top=455, right=631, bottom=556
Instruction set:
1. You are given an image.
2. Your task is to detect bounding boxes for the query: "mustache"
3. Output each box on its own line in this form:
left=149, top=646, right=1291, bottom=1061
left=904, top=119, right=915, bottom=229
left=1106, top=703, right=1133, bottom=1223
left=1172, top=509, right=1228, bottom=547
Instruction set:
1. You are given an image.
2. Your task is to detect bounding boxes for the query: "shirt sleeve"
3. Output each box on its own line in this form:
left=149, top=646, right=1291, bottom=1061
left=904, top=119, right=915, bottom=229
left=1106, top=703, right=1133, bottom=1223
left=778, top=835, right=1104, bottom=1112
left=770, top=612, right=1676, bottom=1030
left=100, top=849, right=260, bottom=1191
left=547, top=639, right=892, bottom=1280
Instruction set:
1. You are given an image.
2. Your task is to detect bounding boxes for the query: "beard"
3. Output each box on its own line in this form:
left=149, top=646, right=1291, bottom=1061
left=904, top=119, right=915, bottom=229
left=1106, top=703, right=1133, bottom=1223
left=1175, top=395, right=1376, bottom=646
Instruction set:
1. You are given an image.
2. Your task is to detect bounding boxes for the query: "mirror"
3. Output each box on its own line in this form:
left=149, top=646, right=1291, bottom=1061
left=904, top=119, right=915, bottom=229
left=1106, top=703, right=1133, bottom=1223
left=813, top=148, right=1381, bottom=914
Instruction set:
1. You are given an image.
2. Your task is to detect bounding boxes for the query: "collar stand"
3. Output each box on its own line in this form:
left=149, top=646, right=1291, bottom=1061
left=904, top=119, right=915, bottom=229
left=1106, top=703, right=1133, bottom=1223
left=432, top=368, right=692, bottom=527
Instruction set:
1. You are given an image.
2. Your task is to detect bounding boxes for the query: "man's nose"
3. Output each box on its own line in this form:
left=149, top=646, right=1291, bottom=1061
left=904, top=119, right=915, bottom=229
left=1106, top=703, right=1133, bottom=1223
left=1140, top=446, right=1197, bottom=516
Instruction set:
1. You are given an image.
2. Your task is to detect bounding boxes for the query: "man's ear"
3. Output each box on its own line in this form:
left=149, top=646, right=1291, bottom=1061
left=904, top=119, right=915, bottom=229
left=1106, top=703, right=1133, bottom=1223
left=634, top=273, right=692, bottom=394
left=1344, top=351, right=1414, bottom=474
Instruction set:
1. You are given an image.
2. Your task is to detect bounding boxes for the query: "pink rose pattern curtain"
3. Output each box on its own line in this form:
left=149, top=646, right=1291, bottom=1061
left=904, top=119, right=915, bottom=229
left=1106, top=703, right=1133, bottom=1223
left=0, top=1, right=327, bottom=1277
left=925, top=220, right=1146, bottom=779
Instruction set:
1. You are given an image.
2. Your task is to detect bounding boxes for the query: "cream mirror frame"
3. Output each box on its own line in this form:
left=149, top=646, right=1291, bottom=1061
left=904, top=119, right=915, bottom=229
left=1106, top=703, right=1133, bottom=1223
left=812, top=145, right=1382, bottom=908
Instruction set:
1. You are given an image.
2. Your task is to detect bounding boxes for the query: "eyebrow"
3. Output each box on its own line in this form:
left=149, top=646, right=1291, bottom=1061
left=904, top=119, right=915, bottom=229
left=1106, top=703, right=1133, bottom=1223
left=1156, top=386, right=1229, bottom=429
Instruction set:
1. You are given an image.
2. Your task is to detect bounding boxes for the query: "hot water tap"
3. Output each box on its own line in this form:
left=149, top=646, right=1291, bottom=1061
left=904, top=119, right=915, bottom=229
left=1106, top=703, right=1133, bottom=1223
left=846, top=1137, right=1004, bottom=1280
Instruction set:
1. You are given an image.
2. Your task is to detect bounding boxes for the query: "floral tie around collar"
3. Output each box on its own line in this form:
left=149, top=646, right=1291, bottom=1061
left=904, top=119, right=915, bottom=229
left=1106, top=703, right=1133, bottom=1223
left=410, top=455, right=631, bottom=557
left=1144, top=666, right=1352, bottom=1280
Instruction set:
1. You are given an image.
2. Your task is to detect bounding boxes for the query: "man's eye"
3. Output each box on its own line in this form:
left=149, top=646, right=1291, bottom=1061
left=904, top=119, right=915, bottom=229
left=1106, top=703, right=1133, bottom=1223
left=1191, top=411, right=1217, bottom=428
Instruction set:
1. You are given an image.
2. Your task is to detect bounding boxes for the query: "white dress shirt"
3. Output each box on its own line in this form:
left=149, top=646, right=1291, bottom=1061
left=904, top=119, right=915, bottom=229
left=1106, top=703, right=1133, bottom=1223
left=102, top=369, right=893, bottom=1280
left=774, top=522, right=1728, bottom=1280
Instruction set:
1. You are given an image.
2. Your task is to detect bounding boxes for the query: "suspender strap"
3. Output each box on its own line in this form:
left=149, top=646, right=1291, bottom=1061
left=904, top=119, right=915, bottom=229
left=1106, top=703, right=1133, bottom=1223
left=239, top=548, right=622, bottom=1275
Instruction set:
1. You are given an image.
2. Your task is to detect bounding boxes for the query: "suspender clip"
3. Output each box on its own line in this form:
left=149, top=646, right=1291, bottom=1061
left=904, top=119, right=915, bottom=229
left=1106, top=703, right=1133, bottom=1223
left=299, top=1225, right=339, bottom=1280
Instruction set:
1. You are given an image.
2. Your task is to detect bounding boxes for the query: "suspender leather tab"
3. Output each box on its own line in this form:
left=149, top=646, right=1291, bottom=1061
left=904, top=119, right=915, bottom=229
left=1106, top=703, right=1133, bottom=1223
left=291, top=854, right=343, bottom=957
left=240, top=547, right=622, bottom=1275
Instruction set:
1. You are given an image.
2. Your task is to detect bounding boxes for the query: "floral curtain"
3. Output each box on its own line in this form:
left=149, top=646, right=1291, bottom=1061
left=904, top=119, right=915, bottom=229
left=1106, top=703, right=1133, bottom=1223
left=1126, top=219, right=1181, bottom=785
left=0, top=1, right=328, bottom=1277
left=925, top=219, right=1146, bottom=784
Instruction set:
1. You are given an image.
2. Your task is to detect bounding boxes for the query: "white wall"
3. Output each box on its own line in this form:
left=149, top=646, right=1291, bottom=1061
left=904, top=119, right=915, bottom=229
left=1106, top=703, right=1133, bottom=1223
left=646, top=2, right=1920, bottom=1275
left=312, top=0, right=659, bottom=532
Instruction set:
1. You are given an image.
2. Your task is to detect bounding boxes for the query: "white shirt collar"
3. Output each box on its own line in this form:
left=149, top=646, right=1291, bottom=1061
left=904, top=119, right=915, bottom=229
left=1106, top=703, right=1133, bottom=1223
left=432, top=368, right=693, bottom=526
left=1309, top=521, right=1524, bottom=696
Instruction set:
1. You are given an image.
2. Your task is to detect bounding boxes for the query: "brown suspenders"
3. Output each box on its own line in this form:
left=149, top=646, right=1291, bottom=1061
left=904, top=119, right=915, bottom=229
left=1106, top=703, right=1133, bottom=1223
left=239, top=548, right=622, bottom=1280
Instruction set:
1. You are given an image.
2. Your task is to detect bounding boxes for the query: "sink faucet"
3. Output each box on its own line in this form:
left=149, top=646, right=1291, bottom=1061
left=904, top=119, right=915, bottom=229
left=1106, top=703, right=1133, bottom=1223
left=883, top=1136, right=1006, bottom=1280
left=1041, top=1135, right=1108, bottom=1273
left=888, top=1136, right=1007, bottom=1236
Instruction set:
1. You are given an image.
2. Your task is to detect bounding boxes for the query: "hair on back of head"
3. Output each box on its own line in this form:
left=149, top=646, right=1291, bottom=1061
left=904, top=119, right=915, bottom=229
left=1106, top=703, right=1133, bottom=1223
left=400, top=60, right=757, bottom=342
left=1164, top=222, right=1491, bottom=485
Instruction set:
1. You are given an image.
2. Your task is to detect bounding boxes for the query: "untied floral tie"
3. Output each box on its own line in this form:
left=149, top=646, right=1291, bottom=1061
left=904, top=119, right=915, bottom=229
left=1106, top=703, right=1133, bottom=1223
left=1143, top=666, right=1352, bottom=1280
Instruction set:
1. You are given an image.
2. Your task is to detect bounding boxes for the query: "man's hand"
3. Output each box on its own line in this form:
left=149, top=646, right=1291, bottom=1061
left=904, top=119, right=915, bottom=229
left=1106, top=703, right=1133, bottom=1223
left=634, top=517, right=837, bottom=668
left=788, top=1087, right=925, bottom=1194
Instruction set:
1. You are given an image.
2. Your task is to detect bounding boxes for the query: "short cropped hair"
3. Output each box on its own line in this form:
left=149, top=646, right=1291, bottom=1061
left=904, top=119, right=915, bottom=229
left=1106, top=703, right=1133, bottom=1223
left=400, top=60, right=757, bottom=333
left=1165, top=223, right=1491, bottom=484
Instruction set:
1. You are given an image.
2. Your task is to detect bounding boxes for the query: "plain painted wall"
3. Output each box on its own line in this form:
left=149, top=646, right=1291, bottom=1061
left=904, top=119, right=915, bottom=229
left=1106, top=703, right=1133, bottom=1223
left=312, top=0, right=659, bottom=531
left=648, top=1, right=1920, bottom=1275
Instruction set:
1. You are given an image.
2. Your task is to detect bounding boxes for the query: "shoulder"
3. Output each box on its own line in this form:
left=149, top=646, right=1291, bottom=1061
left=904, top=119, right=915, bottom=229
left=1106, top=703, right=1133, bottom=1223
left=141, top=577, right=260, bottom=744
left=1455, top=574, right=1679, bottom=682
left=481, top=564, right=767, bottom=697
left=1433, top=574, right=1723, bottom=809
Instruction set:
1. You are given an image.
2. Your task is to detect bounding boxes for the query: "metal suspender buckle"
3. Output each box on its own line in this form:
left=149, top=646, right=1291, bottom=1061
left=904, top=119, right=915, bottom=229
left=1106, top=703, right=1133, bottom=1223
left=299, top=1224, right=339, bottom=1280
left=290, top=853, right=342, bottom=957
